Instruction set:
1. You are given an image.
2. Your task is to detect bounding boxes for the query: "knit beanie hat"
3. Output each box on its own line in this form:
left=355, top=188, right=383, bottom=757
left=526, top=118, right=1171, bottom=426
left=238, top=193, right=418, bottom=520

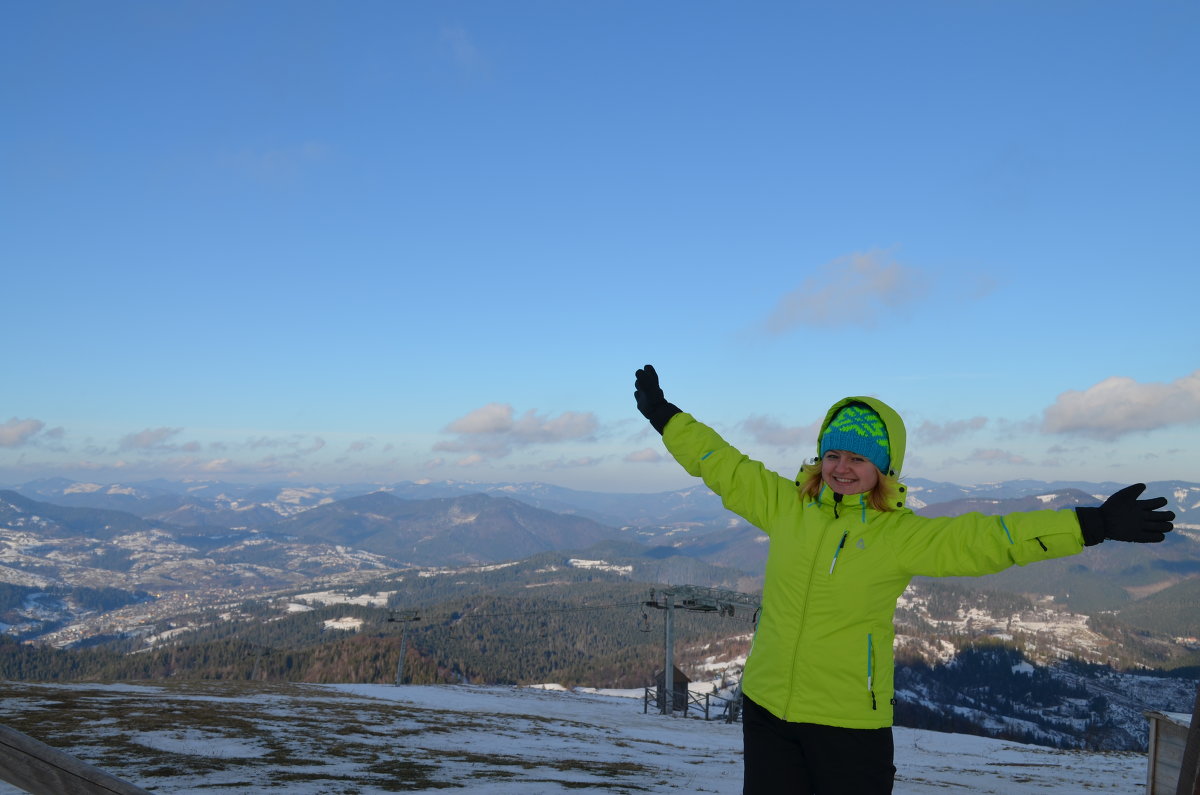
left=819, top=403, right=891, bottom=474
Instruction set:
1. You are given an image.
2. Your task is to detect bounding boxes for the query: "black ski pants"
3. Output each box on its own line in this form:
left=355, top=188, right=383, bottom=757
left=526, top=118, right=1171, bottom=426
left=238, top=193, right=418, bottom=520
left=742, top=695, right=895, bottom=794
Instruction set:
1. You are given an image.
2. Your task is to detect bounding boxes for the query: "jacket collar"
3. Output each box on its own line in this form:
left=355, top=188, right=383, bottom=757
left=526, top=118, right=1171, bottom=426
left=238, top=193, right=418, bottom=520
left=813, top=480, right=910, bottom=516
left=815, top=484, right=866, bottom=507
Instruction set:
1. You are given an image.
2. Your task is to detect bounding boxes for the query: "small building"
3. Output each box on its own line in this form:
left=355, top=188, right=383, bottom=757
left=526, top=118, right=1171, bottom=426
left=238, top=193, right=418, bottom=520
left=654, top=666, right=691, bottom=714
left=1145, top=710, right=1193, bottom=795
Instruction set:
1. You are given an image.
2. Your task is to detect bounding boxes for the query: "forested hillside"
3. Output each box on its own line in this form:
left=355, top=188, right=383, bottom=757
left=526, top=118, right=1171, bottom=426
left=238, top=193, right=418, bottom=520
left=0, top=570, right=753, bottom=689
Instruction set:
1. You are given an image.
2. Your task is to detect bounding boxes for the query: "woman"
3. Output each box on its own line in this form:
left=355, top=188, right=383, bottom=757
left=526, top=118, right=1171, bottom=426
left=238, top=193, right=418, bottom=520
left=633, top=364, right=1174, bottom=794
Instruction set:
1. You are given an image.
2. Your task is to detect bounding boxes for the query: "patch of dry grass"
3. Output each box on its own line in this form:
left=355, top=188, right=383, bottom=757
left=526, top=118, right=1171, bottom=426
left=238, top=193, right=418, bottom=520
left=0, top=680, right=666, bottom=793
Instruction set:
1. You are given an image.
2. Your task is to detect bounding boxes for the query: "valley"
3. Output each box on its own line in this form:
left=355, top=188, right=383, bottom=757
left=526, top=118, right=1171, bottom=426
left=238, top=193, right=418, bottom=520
left=1, top=476, right=1198, bottom=752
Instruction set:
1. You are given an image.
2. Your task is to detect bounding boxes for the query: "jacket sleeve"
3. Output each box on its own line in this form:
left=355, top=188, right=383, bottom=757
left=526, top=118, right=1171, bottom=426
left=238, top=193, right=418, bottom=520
left=888, top=508, right=1086, bottom=578
left=660, top=412, right=796, bottom=535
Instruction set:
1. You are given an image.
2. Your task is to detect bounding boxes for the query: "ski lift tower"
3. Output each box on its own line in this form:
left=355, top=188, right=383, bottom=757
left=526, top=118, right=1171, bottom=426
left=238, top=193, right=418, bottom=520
left=643, top=585, right=761, bottom=716
left=387, top=609, right=421, bottom=686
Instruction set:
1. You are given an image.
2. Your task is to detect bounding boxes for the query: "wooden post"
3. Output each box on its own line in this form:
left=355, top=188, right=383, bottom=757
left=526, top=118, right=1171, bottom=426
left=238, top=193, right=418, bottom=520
left=1177, top=682, right=1200, bottom=795
left=1149, top=713, right=1162, bottom=795
left=663, top=590, right=674, bottom=716
left=0, top=723, right=152, bottom=795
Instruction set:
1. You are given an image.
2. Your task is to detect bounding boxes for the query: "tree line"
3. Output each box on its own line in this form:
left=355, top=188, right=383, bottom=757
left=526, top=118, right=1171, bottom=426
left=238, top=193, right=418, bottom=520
left=0, top=580, right=752, bottom=689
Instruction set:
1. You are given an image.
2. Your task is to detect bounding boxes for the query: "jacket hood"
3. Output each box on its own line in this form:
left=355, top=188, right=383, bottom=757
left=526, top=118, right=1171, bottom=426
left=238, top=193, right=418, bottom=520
left=816, top=396, right=907, bottom=478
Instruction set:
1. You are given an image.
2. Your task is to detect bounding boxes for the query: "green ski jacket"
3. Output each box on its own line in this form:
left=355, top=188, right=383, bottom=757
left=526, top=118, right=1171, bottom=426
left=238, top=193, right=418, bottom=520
left=661, top=398, right=1086, bottom=729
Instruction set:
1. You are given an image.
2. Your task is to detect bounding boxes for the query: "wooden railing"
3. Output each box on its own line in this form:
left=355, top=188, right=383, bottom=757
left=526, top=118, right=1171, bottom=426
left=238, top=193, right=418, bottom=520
left=643, top=686, right=742, bottom=723
left=0, top=723, right=152, bottom=795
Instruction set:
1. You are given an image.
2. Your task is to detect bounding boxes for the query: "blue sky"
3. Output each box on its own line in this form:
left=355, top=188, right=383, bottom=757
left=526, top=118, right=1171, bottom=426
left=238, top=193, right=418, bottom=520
left=3, top=1, right=1198, bottom=493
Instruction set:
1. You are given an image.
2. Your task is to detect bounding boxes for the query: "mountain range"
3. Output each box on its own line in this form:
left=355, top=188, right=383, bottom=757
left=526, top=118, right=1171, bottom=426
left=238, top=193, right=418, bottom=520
left=2, top=477, right=1198, bottom=632
left=1, top=476, right=1198, bottom=754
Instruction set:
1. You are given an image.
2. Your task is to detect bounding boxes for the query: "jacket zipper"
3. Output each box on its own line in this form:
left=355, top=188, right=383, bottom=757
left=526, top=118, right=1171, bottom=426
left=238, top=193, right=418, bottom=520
left=828, top=530, right=849, bottom=574
left=867, top=633, right=877, bottom=710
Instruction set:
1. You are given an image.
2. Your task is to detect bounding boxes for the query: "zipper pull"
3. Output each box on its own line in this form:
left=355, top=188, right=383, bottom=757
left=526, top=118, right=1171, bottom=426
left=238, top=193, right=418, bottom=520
left=829, top=530, right=849, bottom=574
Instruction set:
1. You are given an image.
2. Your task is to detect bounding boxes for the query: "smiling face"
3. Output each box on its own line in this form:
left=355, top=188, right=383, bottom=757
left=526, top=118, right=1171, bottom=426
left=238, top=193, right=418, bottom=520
left=821, top=449, right=881, bottom=496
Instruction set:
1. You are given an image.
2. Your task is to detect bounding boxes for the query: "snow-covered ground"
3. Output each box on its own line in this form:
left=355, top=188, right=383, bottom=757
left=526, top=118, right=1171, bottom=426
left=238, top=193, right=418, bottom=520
left=0, top=680, right=1149, bottom=793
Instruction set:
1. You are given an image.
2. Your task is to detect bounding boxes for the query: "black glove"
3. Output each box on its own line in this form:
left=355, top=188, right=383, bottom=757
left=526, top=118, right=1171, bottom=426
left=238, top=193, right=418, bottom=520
left=1076, top=483, right=1175, bottom=546
left=634, top=364, right=681, bottom=435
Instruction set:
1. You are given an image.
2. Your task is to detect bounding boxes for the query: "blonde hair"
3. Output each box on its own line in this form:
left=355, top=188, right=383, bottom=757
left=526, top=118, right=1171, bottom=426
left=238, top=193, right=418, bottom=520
left=797, top=459, right=903, bottom=512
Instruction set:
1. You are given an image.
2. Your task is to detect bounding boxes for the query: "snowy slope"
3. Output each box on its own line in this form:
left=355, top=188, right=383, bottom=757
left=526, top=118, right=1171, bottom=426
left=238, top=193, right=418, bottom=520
left=0, top=680, right=1149, bottom=794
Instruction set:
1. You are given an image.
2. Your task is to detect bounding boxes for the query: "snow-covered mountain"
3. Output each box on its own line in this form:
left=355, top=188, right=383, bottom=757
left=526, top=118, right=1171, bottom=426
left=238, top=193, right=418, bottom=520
left=19, top=476, right=1194, bottom=537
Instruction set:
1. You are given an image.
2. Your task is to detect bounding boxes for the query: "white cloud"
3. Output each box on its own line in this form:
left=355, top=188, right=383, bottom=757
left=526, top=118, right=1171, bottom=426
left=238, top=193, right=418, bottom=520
left=966, top=448, right=1031, bottom=466
left=536, top=456, right=602, bottom=470
left=511, top=411, right=597, bottom=444
left=247, top=436, right=291, bottom=450
left=454, top=454, right=485, bottom=467
left=739, top=415, right=820, bottom=449
left=915, top=416, right=988, bottom=444
left=0, top=418, right=46, bottom=447
left=433, top=436, right=509, bottom=458
left=765, top=249, right=929, bottom=334
left=119, top=427, right=183, bottom=451
left=941, top=448, right=1031, bottom=468
left=437, top=404, right=599, bottom=461
left=1042, top=370, right=1200, bottom=440
left=625, top=448, right=663, bottom=464
left=446, top=403, right=514, bottom=435
left=244, top=435, right=326, bottom=456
